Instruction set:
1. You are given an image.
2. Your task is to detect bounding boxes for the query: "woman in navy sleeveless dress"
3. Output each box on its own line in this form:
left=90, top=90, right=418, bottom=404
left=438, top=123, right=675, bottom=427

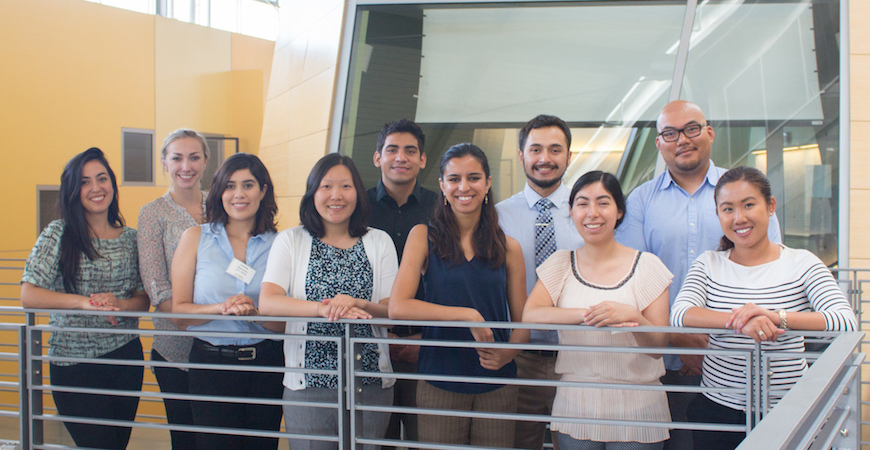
left=389, top=143, right=528, bottom=448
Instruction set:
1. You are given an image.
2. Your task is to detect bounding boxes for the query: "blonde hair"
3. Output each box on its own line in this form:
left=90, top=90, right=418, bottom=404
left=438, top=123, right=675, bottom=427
left=160, top=128, right=210, bottom=162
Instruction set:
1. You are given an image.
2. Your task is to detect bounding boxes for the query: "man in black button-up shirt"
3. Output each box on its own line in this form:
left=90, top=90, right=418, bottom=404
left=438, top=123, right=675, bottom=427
left=367, top=119, right=437, bottom=446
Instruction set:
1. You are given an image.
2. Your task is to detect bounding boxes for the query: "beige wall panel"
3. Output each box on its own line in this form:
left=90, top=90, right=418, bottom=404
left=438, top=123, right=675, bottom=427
left=268, top=35, right=309, bottom=101
left=231, top=34, right=275, bottom=107
left=847, top=258, right=870, bottom=270
left=851, top=56, right=870, bottom=122
left=268, top=44, right=294, bottom=101
left=288, top=35, right=311, bottom=91
left=850, top=189, right=870, bottom=259
left=261, top=0, right=345, bottom=216
left=853, top=2, right=870, bottom=282
left=302, top=6, right=344, bottom=81
left=231, top=70, right=265, bottom=153
left=278, top=0, right=345, bottom=45
left=286, top=69, right=338, bottom=142
left=851, top=122, right=870, bottom=190
left=0, top=0, right=155, bottom=251
left=276, top=196, right=303, bottom=231
left=852, top=1, right=870, bottom=56
left=155, top=16, right=232, bottom=179
left=261, top=91, right=294, bottom=148
left=260, top=142, right=292, bottom=194
left=286, top=131, right=331, bottom=194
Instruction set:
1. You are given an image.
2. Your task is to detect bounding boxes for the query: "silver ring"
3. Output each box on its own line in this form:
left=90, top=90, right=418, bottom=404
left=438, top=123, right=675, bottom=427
left=757, top=330, right=765, bottom=337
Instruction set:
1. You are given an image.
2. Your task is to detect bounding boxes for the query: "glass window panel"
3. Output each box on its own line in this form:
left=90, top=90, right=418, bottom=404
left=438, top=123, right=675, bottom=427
left=203, top=136, right=235, bottom=189
left=416, top=6, right=680, bottom=124
left=340, top=2, right=687, bottom=203
left=122, top=129, right=155, bottom=184
left=37, top=187, right=61, bottom=237
left=681, top=0, right=839, bottom=265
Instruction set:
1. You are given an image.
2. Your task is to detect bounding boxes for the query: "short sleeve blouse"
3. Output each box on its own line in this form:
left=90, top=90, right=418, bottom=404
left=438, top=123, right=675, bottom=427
left=21, top=220, right=142, bottom=365
left=536, top=249, right=673, bottom=443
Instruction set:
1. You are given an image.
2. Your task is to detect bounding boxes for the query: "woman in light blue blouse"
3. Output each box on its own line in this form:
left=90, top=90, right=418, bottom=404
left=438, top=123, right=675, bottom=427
left=20, top=147, right=149, bottom=449
left=172, top=153, right=284, bottom=450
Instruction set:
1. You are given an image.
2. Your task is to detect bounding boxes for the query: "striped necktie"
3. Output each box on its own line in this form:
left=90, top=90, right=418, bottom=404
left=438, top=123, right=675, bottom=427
left=534, top=198, right=556, bottom=267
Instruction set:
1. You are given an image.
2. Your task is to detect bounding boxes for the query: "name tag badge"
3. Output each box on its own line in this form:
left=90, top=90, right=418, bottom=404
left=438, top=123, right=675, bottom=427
left=226, top=258, right=256, bottom=285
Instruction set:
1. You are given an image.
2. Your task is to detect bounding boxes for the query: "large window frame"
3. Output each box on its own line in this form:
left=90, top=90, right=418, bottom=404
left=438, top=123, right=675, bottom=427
left=329, top=0, right=850, bottom=265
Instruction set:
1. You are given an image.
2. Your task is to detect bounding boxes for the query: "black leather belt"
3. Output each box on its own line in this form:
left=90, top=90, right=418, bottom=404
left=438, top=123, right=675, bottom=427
left=524, top=350, right=557, bottom=357
left=194, top=338, right=260, bottom=361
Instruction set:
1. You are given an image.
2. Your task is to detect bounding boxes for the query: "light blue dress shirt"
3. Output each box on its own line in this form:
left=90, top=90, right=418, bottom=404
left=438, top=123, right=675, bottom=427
left=496, top=182, right=585, bottom=345
left=188, top=223, right=277, bottom=346
left=616, top=162, right=782, bottom=370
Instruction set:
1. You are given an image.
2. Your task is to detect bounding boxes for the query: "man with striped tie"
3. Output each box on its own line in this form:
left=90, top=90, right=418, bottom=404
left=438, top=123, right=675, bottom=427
left=496, top=114, right=584, bottom=450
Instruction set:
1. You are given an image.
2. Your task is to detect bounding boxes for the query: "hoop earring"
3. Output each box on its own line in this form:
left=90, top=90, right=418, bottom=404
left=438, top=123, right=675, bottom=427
left=443, top=197, right=448, bottom=206
left=485, top=195, right=489, bottom=205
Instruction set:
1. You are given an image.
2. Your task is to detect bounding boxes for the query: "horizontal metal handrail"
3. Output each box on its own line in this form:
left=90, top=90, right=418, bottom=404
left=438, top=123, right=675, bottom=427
left=0, top=304, right=858, bottom=449
left=736, top=331, right=863, bottom=449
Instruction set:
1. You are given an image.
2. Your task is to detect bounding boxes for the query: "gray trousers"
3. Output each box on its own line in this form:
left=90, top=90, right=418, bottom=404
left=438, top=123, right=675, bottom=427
left=283, top=384, right=394, bottom=450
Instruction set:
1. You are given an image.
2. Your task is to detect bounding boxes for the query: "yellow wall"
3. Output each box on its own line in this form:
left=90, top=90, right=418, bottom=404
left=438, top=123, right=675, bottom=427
left=0, top=0, right=274, bottom=426
left=0, top=0, right=275, bottom=254
left=260, top=0, right=346, bottom=229
left=0, top=0, right=157, bottom=253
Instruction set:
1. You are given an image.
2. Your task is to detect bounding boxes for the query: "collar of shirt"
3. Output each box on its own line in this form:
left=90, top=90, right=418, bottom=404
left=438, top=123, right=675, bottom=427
left=659, top=160, right=719, bottom=194
left=203, top=222, right=270, bottom=252
left=162, top=190, right=206, bottom=217
left=522, top=180, right=570, bottom=211
left=375, top=178, right=422, bottom=207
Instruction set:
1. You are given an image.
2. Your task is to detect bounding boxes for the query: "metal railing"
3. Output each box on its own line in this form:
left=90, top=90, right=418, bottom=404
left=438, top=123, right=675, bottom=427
left=2, top=308, right=863, bottom=449
left=0, top=256, right=865, bottom=449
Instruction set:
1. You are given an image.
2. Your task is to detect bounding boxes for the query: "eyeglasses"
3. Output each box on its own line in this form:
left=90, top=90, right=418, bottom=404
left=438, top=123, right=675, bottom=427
left=658, top=123, right=707, bottom=142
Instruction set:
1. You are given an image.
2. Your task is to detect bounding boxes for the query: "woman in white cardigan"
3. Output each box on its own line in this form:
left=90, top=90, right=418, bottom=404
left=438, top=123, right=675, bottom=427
left=260, top=153, right=397, bottom=450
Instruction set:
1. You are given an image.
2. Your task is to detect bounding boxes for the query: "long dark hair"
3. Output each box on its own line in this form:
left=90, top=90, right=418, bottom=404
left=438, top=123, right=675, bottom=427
left=429, top=143, right=506, bottom=268
left=299, top=153, right=370, bottom=238
left=714, top=166, right=773, bottom=251
left=205, top=153, right=277, bottom=236
left=58, top=147, right=124, bottom=294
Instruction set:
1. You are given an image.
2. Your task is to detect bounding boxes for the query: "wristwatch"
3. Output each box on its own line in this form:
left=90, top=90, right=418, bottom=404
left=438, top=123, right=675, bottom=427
left=776, top=309, right=788, bottom=330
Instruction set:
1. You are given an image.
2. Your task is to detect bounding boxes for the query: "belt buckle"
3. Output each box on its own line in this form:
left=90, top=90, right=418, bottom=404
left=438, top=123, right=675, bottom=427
left=238, top=347, right=257, bottom=361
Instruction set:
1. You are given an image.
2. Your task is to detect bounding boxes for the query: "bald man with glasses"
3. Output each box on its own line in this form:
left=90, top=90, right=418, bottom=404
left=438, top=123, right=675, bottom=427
left=616, top=100, right=781, bottom=450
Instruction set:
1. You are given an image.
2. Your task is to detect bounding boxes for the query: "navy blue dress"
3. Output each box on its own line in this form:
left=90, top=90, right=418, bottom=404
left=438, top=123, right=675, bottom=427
left=418, top=243, right=516, bottom=394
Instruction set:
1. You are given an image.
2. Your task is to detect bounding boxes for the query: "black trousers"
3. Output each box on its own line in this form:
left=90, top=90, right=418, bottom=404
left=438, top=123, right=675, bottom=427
left=188, top=338, right=284, bottom=450
left=49, top=338, right=144, bottom=450
left=152, top=348, right=197, bottom=449
left=687, top=394, right=747, bottom=450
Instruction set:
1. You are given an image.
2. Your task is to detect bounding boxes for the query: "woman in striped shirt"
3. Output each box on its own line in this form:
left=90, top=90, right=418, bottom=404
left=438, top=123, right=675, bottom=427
left=670, top=166, right=856, bottom=450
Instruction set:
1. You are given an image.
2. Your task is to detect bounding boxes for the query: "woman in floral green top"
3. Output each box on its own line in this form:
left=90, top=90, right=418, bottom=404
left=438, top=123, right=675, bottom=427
left=21, top=147, right=149, bottom=449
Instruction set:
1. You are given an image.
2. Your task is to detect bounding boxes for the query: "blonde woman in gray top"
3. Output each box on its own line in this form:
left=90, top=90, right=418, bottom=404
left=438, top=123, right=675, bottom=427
left=137, top=129, right=208, bottom=449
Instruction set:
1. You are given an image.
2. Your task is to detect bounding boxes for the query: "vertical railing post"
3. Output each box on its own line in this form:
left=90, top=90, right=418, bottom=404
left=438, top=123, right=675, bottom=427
left=18, top=324, right=29, bottom=449
left=753, top=343, right=762, bottom=428
left=27, top=312, right=43, bottom=447
left=348, top=324, right=363, bottom=450
left=762, top=355, right=770, bottom=415
left=339, top=323, right=350, bottom=450
left=832, top=355, right=861, bottom=449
